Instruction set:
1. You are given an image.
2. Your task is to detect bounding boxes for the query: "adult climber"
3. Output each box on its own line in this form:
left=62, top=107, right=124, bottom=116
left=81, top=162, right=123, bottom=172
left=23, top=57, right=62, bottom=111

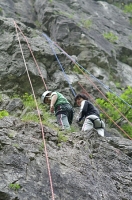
left=75, top=93, right=105, bottom=137
left=41, top=91, right=73, bottom=130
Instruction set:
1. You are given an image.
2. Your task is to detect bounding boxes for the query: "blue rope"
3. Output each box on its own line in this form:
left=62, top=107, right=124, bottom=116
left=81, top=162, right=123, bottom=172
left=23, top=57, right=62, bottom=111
left=42, top=33, right=76, bottom=97
left=51, top=42, right=132, bottom=109
left=42, top=33, right=132, bottom=108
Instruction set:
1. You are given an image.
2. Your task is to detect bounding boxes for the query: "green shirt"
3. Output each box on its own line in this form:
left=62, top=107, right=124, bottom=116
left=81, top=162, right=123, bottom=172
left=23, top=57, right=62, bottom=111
left=51, top=92, right=70, bottom=109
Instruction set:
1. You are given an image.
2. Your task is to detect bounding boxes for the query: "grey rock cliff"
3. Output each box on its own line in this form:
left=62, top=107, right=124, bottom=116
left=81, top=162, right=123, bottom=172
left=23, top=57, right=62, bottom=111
left=0, top=116, right=132, bottom=200
left=0, top=0, right=132, bottom=199
left=0, top=0, right=132, bottom=97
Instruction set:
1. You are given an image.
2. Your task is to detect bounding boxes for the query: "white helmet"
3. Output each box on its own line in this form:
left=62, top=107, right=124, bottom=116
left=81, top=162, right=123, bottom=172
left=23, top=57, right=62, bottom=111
left=41, top=91, right=51, bottom=103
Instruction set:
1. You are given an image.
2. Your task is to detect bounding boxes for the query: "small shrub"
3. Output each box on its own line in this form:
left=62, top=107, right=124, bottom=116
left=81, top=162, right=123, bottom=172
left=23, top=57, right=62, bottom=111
left=13, top=143, right=19, bottom=148
left=34, top=20, right=41, bottom=28
left=8, top=134, right=14, bottom=138
left=89, top=154, right=93, bottom=159
left=70, top=125, right=80, bottom=132
left=58, top=11, right=74, bottom=19
left=12, top=94, right=20, bottom=98
left=9, top=183, right=21, bottom=191
left=103, top=32, right=118, bottom=43
left=21, top=113, right=39, bottom=122
left=73, top=65, right=82, bottom=74
left=22, top=93, right=36, bottom=109
left=58, top=132, right=68, bottom=143
left=81, top=19, right=92, bottom=29
left=96, top=86, right=132, bottom=138
left=0, top=110, right=9, bottom=119
left=115, top=82, right=121, bottom=88
left=124, top=3, right=132, bottom=14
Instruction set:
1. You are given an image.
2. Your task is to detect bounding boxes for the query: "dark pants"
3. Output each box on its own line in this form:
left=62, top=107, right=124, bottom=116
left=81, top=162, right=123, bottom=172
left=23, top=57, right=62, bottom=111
left=55, top=104, right=73, bottom=129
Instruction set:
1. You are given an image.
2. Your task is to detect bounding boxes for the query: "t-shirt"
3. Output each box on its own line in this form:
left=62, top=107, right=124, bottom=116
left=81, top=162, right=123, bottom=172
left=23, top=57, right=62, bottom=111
left=51, top=92, right=70, bottom=108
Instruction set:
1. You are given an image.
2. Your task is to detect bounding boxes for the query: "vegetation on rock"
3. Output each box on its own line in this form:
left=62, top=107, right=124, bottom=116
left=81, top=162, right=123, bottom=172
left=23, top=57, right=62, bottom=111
left=96, top=86, right=132, bottom=137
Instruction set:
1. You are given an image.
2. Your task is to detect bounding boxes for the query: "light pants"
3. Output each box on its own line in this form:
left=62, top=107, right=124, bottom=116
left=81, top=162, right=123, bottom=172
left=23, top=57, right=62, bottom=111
left=56, top=113, right=71, bottom=130
left=82, top=117, right=104, bottom=137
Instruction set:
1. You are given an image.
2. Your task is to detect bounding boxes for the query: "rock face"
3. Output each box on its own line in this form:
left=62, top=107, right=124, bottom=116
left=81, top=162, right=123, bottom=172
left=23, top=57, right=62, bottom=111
left=0, top=0, right=132, bottom=199
left=0, top=0, right=132, bottom=99
left=95, top=0, right=132, bottom=4
left=0, top=116, right=132, bottom=200
left=0, top=0, right=37, bottom=27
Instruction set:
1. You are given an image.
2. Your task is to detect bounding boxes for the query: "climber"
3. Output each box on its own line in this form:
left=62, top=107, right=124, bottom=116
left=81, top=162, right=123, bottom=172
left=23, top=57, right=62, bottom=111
left=74, top=93, right=105, bottom=137
left=41, top=91, right=73, bottom=130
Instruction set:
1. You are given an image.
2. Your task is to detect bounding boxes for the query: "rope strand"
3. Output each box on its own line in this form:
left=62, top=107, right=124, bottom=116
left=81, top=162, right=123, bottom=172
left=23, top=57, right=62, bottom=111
left=15, top=23, right=48, bottom=90
left=41, top=33, right=132, bottom=138
left=48, top=35, right=132, bottom=109
left=14, top=20, right=55, bottom=200
left=43, top=33, right=76, bottom=97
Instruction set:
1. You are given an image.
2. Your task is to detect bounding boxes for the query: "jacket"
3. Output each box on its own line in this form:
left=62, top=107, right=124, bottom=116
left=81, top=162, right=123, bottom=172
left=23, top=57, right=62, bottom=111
left=78, top=100, right=100, bottom=122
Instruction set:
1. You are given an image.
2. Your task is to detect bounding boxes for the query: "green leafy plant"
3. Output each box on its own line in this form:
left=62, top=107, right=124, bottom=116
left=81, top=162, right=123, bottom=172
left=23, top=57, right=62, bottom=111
left=13, top=143, right=19, bottom=148
left=124, top=3, right=132, bottom=14
left=89, top=154, right=93, bottom=159
left=58, top=11, right=74, bottom=19
left=22, top=93, right=36, bottom=109
left=21, top=93, right=57, bottom=129
left=21, top=113, right=39, bottom=122
left=73, top=65, right=82, bottom=74
left=96, top=86, right=132, bottom=138
left=8, top=134, right=14, bottom=138
left=103, top=32, right=118, bottom=43
left=58, top=132, right=68, bottom=143
left=115, top=82, right=121, bottom=88
left=0, top=110, right=9, bottom=119
left=9, top=183, right=21, bottom=191
left=49, top=0, right=53, bottom=3
left=81, top=19, right=92, bottom=29
left=70, top=125, right=80, bottom=132
left=34, top=20, right=41, bottom=28
left=12, top=94, right=20, bottom=98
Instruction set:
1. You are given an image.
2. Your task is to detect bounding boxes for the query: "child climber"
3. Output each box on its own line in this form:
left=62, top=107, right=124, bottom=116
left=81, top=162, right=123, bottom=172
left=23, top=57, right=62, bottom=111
left=75, top=93, right=105, bottom=137
left=41, top=91, right=73, bottom=130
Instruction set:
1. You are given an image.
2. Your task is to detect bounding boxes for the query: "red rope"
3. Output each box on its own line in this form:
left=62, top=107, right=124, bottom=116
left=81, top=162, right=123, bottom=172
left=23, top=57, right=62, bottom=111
left=76, top=66, right=132, bottom=127
left=43, top=40, right=132, bottom=138
left=14, top=22, right=48, bottom=91
left=53, top=43, right=132, bottom=128
left=78, top=82, right=132, bottom=140
left=14, top=20, right=55, bottom=200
